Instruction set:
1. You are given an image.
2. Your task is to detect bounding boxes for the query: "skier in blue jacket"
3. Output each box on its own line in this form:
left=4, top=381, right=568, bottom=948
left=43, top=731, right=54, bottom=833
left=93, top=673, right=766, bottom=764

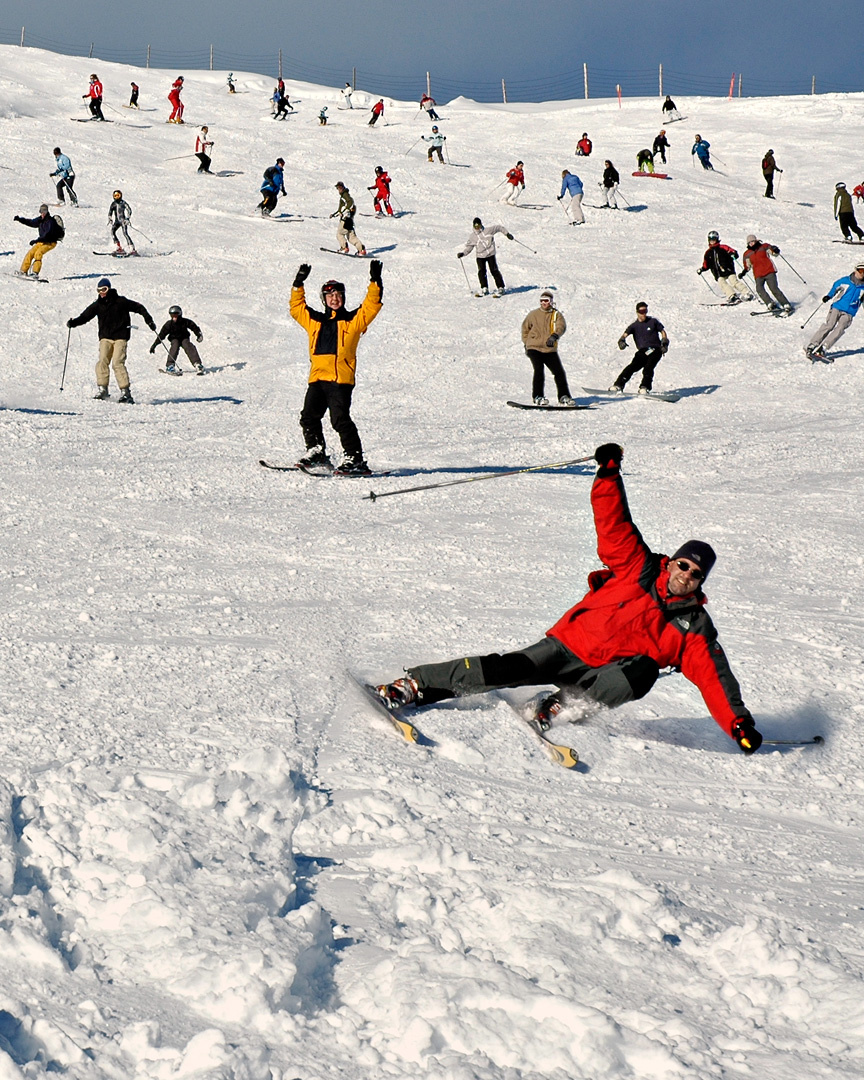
left=805, top=263, right=864, bottom=360
left=50, top=148, right=78, bottom=206
left=558, top=170, right=585, bottom=225
left=691, top=135, right=713, bottom=171
left=258, top=158, right=286, bottom=216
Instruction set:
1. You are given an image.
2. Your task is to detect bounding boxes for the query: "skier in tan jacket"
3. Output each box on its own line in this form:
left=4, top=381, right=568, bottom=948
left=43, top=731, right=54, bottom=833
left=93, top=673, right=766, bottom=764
left=520, top=290, right=575, bottom=405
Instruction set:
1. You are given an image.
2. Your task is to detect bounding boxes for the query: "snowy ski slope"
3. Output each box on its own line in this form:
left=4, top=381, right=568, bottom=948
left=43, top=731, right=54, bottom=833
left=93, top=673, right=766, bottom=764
left=0, top=46, right=862, bottom=1080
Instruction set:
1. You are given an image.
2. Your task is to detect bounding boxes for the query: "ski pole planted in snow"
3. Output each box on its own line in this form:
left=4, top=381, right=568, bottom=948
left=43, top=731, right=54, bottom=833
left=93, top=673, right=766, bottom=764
left=698, top=272, right=720, bottom=296
left=458, top=256, right=473, bottom=292
left=778, top=253, right=806, bottom=283
left=129, top=223, right=153, bottom=244
left=364, top=455, right=595, bottom=502
left=59, top=326, right=71, bottom=391
left=800, top=299, right=827, bottom=328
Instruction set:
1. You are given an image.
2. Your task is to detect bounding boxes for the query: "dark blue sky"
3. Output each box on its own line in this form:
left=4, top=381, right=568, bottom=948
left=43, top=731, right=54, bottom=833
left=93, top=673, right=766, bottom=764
left=1, top=1, right=856, bottom=101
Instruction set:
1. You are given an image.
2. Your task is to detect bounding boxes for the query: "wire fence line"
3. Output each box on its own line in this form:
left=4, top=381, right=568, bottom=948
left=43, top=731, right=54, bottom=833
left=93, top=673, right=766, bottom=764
left=1, top=27, right=858, bottom=103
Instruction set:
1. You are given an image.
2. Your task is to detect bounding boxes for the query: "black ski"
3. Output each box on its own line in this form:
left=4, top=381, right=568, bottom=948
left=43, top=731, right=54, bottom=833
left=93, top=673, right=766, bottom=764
left=259, top=459, right=391, bottom=478
left=506, top=400, right=592, bottom=411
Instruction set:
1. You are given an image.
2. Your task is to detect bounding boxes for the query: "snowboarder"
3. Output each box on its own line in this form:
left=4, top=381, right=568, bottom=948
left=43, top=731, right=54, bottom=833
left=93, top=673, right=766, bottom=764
left=129, top=82, right=139, bottom=108
left=227, top=73, right=236, bottom=94
left=662, top=95, right=681, bottom=120
left=420, top=93, right=439, bottom=121
left=14, top=204, right=64, bottom=279
left=600, top=160, right=620, bottom=208
left=289, top=261, right=384, bottom=476
left=558, top=170, right=585, bottom=224
left=195, top=127, right=213, bottom=173
left=149, top=305, right=205, bottom=374
left=332, top=182, right=366, bottom=254
left=367, top=166, right=394, bottom=217
left=610, top=302, right=669, bottom=393
left=83, top=74, right=105, bottom=121
left=341, top=82, right=354, bottom=109
left=805, top=262, right=864, bottom=360
left=741, top=236, right=792, bottom=313
left=636, top=148, right=655, bottom=174
left=318, top=106, right=329, bottom=126
left=457, top=217, right=513, bottom=297
left=373, top=443, right=762, bottom=755
left=576, top=133, right=592, bottom=157
left=653, top=130, right=670, bottom=164
left=50, top=147, right=77, bottom=206
left=521, top=290, right=574, bottom=405
left=697, top=231, right=750, bottom=303
left=368, top=99, right=385, bottom=126
left=834, top=182, right=864, bottom=242
left=692, top=135, right=713, bottom=170
left=761, top=150, right=782, bottom=199
left=501, top=161, right=525, bottom=204
left=422, top=126, right=446, bottom=163
left=168, top=76, right=184, bottom=123
left=108, top=190, right=136, bottom=255
left=67, top=277, right=156, bottom=403
left=258, top=158, right=286, bottom=216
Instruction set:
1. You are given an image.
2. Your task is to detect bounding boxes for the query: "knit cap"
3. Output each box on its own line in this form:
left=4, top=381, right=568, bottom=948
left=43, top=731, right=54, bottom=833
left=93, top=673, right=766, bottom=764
left=671, top=540, right=717, bottom=579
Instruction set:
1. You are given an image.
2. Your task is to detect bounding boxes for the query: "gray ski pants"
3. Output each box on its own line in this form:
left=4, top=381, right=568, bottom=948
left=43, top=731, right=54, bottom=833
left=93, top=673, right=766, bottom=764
left=754, top=272, right=791, bottom=309
left=809, top=308, right=853, bottom=351
left=408, top=636, right=659, bottom=708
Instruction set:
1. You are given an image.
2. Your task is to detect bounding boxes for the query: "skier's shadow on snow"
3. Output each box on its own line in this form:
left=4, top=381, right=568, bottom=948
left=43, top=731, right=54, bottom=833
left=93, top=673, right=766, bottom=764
left=0, top=251, right=14, bottom=257
left=677, top=384, right=720, bottom=398
left=214, top=170, right=244, bottom=177
left=60, top=272, right=114, bottom=281
left=206, top=362, right=247, bottom=373
left=0, top=405, right=76, bottom=417
left=502, top=285, right=537, bottom=295
left=366, top=244, right=397, bottom=255
left=624, top=204, right=648, bottom=213
left=827, top=347, right=864, bottom=358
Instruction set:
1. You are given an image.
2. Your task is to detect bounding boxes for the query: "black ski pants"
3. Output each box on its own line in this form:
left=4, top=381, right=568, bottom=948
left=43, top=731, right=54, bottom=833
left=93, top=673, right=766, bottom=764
left=55, top=176, right=77, bottom=203
left=260, top=190, right=278, bottom=214
left=196, top=152, right=212, bottom=173
left=300, top=380, right=362, bottom=457
left=614, top=346, right=663, bottom=390
left=476, top=255, right=504, bottom=291
left=408, top=636, right=660, bottom=708
left=839, top=211, right=864, bottom=240
left=89, top=96, right=104, bottom=121
left=526, top=349, right=571, bottom=399
left=763, top=171, right=775, bottom=198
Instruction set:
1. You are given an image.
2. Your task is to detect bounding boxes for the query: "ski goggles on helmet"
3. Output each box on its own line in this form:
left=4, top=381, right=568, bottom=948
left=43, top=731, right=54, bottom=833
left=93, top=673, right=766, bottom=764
left=321, top=280, right=344, bottom=296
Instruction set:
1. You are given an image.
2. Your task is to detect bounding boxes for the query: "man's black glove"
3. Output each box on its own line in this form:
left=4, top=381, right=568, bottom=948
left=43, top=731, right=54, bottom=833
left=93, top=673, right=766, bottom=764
left=617, top=338, right=628, bottom=350
left=594, top=443, right=623, bottom=475
left=732, top=716, right=762, bottom=755
left=822, top=295, right=832, bottom=303
left=196, top=333, right=203, bottom=343
left=661, top=340, right=670, bottom=353
left=66, top=318, right=74, bottom=328
left=696, top=268, right=704, bottom=275
left=506, top=233, right=514, bottom=240
left=369, top=259, right=383, bottom=284
left=738, top=270, right=748, bottom=279
left=456, top=252, right=464, bottom=259
left=146, top=319, right=157, bottom=332
left=293, top=264, right=311, bottom=288
left=545, top=334, right=558, bottom=347
left=149, top=342, right=158, bottom=354
left=13, top=215, right=23, bottom=223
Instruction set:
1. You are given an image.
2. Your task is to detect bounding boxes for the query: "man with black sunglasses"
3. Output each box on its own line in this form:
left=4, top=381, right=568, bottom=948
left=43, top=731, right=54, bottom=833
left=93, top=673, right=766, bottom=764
left=374, top=443, right=761, bottom=754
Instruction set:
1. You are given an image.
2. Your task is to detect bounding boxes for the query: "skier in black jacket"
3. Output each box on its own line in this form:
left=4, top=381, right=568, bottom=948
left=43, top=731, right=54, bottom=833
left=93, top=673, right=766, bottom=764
left=14, top=204, right=64, bottom=278
left=697, top=231, right=751, bottom=304
left=149, top=306, right=205, bottom=374
left=67, top=277, right=156, bottom=403
left=600, top=161, right=620, bottom=208
left=652, top=130, right=670, bottom=164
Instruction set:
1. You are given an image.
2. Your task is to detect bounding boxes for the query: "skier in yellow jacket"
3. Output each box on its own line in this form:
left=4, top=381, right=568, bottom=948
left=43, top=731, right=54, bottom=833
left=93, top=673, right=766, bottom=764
left=289, top=261, right=383, bottom=476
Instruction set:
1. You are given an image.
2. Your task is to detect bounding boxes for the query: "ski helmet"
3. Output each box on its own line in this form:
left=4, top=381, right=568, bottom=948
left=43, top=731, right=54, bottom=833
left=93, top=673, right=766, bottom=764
left=169, top=305, right=182, bottom=316
left=767, top=149, right=774, bottom=155
left=432, top=126, right=439, bottom=132
left=320, top=279, right=345, bottom=303
left=836, top=182, right=846, bottom=189
left=113, top=190, right=122, bottom=199
left=53, top=147, right=61, bottom=155
left=707, top=230, right=719, bottom=242
left=473, top=217, right=483, bottom=228
left=375, top=165, right=384, bottom=174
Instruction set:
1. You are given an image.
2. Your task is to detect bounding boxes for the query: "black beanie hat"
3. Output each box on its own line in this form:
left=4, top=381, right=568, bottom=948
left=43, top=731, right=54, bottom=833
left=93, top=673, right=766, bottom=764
left=671, top=540, right=716, bottom=579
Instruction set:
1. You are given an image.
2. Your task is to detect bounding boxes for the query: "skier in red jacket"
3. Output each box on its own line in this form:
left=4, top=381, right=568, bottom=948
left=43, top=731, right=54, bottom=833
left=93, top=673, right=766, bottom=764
left=367, top=166, right=394, bottom=216
left=374, top=444, right=762, bottom=753
left=83, top=74, right=105, bottom=121
left=168, top=76, right=185, bottom=123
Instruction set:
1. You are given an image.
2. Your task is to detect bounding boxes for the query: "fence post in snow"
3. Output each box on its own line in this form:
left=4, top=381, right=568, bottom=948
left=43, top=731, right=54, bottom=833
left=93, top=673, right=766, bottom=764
left=727, top=73, right=735, bottom=99
left=659, top=63, right=663, bottom=97
left=812, top=75, right=816, bottom=94
left=738, top=74, right=742, bottom=97
left=616, top=84, right=621, bottom=108
left=502, top=79, right=507, bottom=103
left=583, top=63, right=589, bottom=99
left=89, top=43, right=94, bottom=59
left=20, top=27, right=24, bottom=47
left=210, top=45, right=213, bottom=71
left=146, top=44, right=150, bottom=68
left=426, top=71, right=431, bottom=97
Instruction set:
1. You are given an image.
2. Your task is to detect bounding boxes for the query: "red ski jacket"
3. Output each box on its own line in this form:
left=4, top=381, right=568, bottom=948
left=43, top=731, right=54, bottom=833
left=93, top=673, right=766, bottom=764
left=88, top=80, right=103, bottom=99
left=372, top=174, right=391, bottom=197
left=742, top=242, right=779, bottom=278
left=546, top=468, right=748, bottom=738
left=506, top=167, right=525, bottom=186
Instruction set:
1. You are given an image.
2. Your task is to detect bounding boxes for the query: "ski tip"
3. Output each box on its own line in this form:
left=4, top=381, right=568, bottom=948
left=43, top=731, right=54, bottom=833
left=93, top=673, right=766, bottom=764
left=544, top=740, right=579, bottom=768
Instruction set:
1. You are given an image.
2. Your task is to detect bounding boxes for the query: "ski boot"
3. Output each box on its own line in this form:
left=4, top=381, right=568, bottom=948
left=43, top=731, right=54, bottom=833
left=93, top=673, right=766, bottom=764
left=117, top=386, right=135, bottom=404
left=335, top=454, right=372, bottom=477
left=296, top=446, right=333, bottom=470
left=533, top=693, right=563, bottom=733
left=533, top=396, right=549, bottom=406
left=558, top=395, right=576, bottom=407
left=93, top=386, right=109, bottom=400
left=374, top=677, right=419, bottom=710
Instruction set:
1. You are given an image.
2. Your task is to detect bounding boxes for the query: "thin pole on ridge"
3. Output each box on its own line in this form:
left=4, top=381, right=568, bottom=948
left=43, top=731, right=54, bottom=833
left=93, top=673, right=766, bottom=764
left=583, top=63, right=588, bottom=100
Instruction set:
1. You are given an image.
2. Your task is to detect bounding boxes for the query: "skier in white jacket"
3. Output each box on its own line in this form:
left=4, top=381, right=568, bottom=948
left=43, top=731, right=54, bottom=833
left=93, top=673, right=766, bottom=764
left=457, top=217, right=513, bottom=296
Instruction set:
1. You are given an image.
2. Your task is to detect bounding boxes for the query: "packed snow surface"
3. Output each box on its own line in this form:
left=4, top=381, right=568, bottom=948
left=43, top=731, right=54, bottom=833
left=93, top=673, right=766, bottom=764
left=0, top=46, right=862, bottom=1080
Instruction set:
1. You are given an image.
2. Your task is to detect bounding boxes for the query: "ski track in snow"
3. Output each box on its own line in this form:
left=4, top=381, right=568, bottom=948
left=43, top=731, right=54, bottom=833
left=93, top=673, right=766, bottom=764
left=0, top=48, right=863, bottom=1080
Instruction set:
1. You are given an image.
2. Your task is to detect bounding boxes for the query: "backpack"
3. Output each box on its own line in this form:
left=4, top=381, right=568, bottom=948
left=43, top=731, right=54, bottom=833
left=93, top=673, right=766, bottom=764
left=263, top=165, right=278, bottom=184
left=53, top=215, right=65, bottom=242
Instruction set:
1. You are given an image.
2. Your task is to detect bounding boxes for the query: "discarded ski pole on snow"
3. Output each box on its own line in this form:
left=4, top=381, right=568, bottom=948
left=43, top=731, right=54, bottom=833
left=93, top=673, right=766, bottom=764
left=364, top=455, right=595, bottom=502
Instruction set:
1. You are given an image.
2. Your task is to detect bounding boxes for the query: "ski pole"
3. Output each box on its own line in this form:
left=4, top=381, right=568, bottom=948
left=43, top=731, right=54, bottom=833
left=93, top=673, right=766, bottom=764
left=511, top=236, right=537, bottom=254
left=488, top=179, right=507, bottom=196
left=404, top=137, right=422, bottom=155
left=59, top=326, right=72, bottom=391
left=62, top=178, right=78, bottom=205
left=129, top=223, right=153, bottom=244
left=364, top=455, right=595, bottom=502
left=800, top=299, right=826, bottom=329
left=445, top=143, right=451, bottom=165
left=778, top=253, right=806, bottom=283
left=390, top=194, right=404, bottom=212
left=698, top=272, right=720, bottom=296
left=616, top=188, right=631, bottom=207
left=458, top=256, right=473, bottom=292
left=712, top=155, right=727, bottom=166
left=164, top=154, right=198, bottom=162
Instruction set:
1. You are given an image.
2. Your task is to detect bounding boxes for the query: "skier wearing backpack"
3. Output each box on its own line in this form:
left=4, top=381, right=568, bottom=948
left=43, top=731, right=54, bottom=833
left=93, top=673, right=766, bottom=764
left=289, top=261, right=384, bottom=476
left=50, top=148, right=78, bottom=206
left=66, top=277, right=157, bottom=403
left=367, top=166, right=394, bottom=216
left=14, top=204, right=64, bottom=279
left=258, top=158, right=286, bottom=216
left=108, top=191, right=136, bottom=255
left=83, top=74, right=105, bottom=121
left=741, top=236, right=793, bottom=314
left=168, top=76, right=184, bottom=123
left=373, top=443, right=762, bottom=755
left=332, top=182, right=366, bottom=255
left=149, top=306, right=205, bottom=374
left=761, top=150, right=782, bottom=199
left=457, top=217, right=513, bottom=297
left=697, top=231, right=750, bottom=303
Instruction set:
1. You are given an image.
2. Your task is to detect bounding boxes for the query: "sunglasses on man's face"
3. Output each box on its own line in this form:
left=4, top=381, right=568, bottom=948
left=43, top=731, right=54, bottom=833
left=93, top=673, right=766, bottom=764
left=675, top=559, right=704, bottom=581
